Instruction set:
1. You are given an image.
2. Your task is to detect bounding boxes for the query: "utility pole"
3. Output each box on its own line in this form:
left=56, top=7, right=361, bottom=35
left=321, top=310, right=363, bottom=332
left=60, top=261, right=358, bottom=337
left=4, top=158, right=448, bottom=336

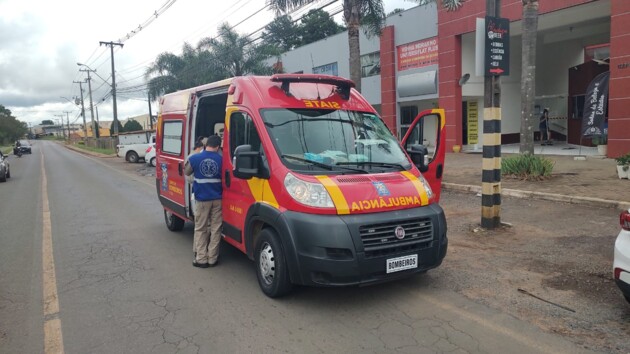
left=99, top=41, right=124, bottom=137
left=79, top=68, right=97, bottom=138
left=73, top=81, right=88, bottom=140
left=95, top=106, right=100, bottom=136
left=481, top=0, right=503, bottom=229
left=55, top=115, right=65, bottom=139
left=63, top=111, right=72, bottom=139
left=147, top=92, right=154, bottom=130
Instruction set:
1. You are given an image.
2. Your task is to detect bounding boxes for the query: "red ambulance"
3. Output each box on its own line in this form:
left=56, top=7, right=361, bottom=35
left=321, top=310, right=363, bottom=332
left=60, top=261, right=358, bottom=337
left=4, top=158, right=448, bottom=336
left=155, top=74, right=447, bottom=297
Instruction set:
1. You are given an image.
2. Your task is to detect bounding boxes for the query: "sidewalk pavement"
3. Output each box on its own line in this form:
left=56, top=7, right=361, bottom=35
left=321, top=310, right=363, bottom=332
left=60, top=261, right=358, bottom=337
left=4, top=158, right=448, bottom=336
left=443, top=151, right=630, bottom=210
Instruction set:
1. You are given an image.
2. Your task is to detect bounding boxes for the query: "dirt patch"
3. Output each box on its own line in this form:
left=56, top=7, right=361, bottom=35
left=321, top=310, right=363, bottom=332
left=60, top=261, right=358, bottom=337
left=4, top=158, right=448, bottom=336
left=433, top=191, right=630, bottom=354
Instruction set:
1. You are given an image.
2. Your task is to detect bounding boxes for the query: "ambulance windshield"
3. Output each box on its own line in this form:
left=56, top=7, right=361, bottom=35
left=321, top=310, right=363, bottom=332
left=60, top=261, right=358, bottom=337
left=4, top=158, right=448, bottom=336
left=261, top=109, right=411, bottom=173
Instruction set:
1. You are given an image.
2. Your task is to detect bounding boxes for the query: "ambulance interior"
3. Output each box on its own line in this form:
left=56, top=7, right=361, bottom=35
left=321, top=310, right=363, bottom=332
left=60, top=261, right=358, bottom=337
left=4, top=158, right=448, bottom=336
left=193, top=94, right=227, bottom=149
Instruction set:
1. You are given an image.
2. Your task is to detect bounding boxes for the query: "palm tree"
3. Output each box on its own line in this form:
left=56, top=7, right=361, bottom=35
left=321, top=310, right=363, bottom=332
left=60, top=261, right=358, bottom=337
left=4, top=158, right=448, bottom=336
left=519, top=0, right=539, bottom=155
left=197, top=23, right=275, bottom=77
left=267, top=0, right=385, bottom=93
left=145, top=49, right=188, bottom=100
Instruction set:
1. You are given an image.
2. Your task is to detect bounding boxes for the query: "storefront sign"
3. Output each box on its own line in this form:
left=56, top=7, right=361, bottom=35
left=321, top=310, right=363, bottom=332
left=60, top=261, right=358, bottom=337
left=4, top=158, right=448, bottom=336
left=581, top=71, right=609, bottom=137
left=312, top=62, right=338, bottom=76
left=467, top=101, right=479, bottom=144
left=484, top=16, right=510, bottom=76
left=397, top=38, right=438, bottom=71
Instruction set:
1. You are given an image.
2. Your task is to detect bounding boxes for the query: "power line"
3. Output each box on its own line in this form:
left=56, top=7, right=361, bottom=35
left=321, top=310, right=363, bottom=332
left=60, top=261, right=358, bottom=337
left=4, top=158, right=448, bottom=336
left=117, top=0, right=178, bottom=43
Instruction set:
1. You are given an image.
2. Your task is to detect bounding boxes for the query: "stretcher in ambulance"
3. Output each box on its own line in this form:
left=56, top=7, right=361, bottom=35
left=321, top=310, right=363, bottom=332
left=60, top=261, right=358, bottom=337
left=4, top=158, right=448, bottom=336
left=155, top=74, right=447, bottom=297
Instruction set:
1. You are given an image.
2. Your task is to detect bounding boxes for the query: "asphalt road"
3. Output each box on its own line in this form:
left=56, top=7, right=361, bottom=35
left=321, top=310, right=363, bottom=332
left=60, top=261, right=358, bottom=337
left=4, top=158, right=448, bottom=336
left=0, top=141, right=597, bottom=354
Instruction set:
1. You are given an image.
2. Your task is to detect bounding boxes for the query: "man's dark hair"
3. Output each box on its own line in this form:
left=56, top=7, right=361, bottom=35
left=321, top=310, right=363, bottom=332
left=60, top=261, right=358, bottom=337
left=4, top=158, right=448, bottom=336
left=194, top=136, right=205, bottom=149
left=206, top=135, right=221, bottom=148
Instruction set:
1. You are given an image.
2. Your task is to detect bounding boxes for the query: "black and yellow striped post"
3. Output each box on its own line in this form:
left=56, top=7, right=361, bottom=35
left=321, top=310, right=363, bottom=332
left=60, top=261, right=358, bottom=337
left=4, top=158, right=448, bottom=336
left=482, top=87, right=501, bottom=229
left=482, top=0, right=502, bottom=229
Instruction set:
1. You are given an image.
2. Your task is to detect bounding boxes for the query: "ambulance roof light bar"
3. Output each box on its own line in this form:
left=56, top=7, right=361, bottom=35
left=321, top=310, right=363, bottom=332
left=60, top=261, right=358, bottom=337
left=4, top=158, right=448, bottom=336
left=270, top=74, right=355, bottom=100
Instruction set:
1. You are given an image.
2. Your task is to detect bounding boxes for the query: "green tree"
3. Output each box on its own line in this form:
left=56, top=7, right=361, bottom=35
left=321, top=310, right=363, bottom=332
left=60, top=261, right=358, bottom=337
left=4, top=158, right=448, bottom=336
left=387, top=8, right=405, bottom=16
left=41, top=119, right=54, bottom=125
left=268, top=0, right=385, bottom=93
left=262, top=15, right=300, bottom=51
left=0, top=105, right=28, bottom=145
left=297, top=9, right=345, bottom=46
left=197, top=23, right=275, bottom=77
left=123, top=119, right=143, bottom=132
left=145, top=43, right=227, bottom=100
left=110, top=120, right=124, bottom=136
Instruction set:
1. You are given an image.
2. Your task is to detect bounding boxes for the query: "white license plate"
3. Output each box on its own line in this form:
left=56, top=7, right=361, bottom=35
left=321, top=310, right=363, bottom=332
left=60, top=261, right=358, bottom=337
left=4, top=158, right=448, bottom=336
left=386, top=254, right=418, bottom=274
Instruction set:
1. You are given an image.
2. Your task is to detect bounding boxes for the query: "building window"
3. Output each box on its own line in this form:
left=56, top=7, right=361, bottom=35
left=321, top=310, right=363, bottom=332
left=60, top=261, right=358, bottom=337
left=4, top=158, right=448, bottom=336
left=162, top=121, right=183, bottom=155
left=312, top=62, right=338, bottom=76
left=361, top=52, right=381, bottom=77
left=584, top=44, right=609, bottom=62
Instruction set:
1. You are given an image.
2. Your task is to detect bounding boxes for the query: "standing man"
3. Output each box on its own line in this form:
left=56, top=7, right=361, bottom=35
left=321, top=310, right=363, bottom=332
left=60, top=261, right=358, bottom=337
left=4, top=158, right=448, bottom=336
left=184, top=135, right=223, bottom=268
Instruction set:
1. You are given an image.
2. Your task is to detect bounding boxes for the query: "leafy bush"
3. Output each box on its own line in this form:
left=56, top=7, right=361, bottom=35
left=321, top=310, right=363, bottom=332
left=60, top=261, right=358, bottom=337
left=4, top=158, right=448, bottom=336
left=592, top=134, right=608, bottom=146
left=615, top=153, right=630, bottom=165
left=501, top=154, right=554, bottom=180
left=616, top=152, right=630, bottom=172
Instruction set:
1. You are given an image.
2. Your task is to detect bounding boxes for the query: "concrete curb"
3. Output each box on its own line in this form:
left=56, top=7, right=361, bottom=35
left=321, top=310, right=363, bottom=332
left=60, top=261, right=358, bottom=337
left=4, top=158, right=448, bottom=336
left=63, top=143, right=117, bottom=159
left=443, top=182, right=630, bottom=211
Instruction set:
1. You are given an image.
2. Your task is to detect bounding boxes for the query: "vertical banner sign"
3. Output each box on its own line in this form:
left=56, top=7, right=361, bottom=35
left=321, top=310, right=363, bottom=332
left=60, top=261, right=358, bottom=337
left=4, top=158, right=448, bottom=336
left=484, top=16, right=510, bottom=76
left=467, top=101, right=479, bottom=144
left=581, top=71, right=610, bottom=136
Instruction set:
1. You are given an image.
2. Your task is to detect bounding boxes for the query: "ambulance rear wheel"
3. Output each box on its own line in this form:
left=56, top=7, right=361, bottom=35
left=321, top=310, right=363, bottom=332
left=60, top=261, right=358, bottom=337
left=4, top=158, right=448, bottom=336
left=255, top=229, right=292, bottom=298
left=164, top=209, right=185, bottom=231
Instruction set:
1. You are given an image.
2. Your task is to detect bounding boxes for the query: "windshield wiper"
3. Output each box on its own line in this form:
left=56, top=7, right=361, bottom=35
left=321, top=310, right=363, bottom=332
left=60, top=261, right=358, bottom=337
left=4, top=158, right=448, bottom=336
left=281, top=154, right=368, bottom=174
left=336, top=161, right=407, bottom=171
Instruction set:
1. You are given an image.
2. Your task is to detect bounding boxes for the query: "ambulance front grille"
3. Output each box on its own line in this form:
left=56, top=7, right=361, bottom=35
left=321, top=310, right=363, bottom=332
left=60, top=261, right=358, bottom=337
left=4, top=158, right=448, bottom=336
left=359, top=218, right=433, bottom=258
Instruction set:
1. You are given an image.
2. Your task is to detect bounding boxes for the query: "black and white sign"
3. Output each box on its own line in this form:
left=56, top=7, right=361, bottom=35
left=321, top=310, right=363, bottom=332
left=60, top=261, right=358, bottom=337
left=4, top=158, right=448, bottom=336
left=484, top=16, right=510, bottom=77
left=386, top=254, right=418, bottom=273
left=581, top=71, right=610, bottom=137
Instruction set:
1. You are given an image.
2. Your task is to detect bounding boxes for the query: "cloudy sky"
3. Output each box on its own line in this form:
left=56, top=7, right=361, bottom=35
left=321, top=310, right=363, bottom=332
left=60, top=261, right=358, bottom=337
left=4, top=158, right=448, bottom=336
left=0, top=0, right=414, bottom=127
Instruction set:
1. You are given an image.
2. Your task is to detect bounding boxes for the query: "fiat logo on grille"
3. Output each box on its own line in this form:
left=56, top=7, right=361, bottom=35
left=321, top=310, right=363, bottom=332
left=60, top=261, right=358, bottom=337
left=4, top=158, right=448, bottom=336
left=394, top=226, right=405, bottom=240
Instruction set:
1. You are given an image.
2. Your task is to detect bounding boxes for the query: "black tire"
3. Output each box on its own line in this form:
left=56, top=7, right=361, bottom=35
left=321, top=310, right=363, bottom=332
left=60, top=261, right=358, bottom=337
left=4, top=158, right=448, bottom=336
left=6, top=169, right=10, bottom=178
left=126, top=151, right=139, bottom=163
left=150, top=157, right=156, bottom=167
left=0, top=172, right=6, bottom=183
left=164, top=209, right=185, bottom=231
left=255, top=228, right=292, bottom=298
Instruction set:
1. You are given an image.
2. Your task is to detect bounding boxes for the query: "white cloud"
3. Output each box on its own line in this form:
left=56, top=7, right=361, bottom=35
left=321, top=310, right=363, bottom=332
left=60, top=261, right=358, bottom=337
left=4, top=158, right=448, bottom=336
left=1, top=0, right=416, bottom=125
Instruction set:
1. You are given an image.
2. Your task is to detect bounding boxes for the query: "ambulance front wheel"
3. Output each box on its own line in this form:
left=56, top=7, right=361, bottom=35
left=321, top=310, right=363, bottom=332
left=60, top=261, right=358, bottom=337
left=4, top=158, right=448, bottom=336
left=164, top=209, right=185, bottom=231
left=255, top=229, right=292, bottom=298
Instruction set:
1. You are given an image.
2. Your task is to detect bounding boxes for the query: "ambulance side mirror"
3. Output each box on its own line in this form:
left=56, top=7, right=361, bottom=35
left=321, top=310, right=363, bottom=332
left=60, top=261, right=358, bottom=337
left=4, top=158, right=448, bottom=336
left=233, top=145, right=259, bottom=180
left=408, top=144, right=429, bottom=173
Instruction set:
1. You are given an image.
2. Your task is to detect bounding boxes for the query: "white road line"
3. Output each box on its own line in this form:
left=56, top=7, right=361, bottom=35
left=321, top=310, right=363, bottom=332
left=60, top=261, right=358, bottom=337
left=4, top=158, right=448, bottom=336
left=41, top=150, right=65, bottom=354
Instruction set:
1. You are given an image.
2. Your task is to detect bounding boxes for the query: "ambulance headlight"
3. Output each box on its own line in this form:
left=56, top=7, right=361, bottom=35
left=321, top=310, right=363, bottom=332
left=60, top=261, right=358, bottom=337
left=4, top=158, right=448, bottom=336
left=284, top=173, right=334, bottom=208
left=418, top=173, right=433, bottom=199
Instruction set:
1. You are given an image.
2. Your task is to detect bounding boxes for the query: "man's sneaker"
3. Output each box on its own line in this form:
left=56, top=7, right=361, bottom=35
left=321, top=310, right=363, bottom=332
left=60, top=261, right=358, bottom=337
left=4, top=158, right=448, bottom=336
left=193, top=261, right=209, bottom=268
left=208, top=260, right=219, bottom=267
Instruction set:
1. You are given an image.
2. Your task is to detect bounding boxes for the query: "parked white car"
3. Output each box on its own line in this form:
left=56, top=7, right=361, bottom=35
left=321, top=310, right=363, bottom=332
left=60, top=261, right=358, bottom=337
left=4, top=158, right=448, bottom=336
left=614, top=209, right=630, bottom=304
left=117, top=134, right=155, bottom=163
left=145, top=143, right=156, bottom=167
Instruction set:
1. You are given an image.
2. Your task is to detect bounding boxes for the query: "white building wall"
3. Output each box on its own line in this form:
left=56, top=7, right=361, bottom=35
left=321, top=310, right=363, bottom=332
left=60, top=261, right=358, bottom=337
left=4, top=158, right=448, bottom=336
left=275, top=4, right=439, bottom=108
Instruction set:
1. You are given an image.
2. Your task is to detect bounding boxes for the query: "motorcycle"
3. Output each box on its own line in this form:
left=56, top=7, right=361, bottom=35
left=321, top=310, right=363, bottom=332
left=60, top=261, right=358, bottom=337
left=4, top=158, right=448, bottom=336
left=14, top=146, right=22, bottom=158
